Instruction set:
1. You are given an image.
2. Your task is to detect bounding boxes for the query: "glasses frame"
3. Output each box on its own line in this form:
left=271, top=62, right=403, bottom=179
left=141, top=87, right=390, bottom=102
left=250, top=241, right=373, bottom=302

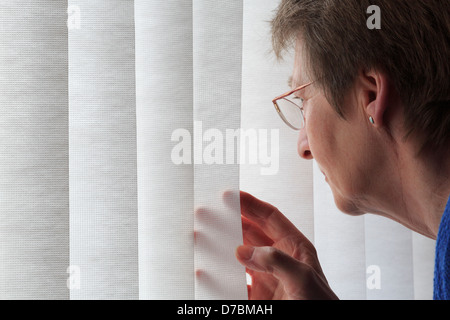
left=272, top=82, right=313, bottom=130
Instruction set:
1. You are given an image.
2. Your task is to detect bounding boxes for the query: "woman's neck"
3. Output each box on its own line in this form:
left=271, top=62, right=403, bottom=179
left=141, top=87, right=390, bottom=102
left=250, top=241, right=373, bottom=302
left=393, top=143, right=450, bottom=239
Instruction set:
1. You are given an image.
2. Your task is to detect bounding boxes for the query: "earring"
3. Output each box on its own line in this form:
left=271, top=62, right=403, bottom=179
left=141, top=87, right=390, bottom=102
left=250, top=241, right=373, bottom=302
left=369, top=116, right=375, bottom=125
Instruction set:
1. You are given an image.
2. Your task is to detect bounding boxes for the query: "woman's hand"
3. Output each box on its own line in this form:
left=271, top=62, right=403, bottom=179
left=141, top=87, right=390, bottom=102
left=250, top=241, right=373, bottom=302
left=235, top=191, right=338, bottom=300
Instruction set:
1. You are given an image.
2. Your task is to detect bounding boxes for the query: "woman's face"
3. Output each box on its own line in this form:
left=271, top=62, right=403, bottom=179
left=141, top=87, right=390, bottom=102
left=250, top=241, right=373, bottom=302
left=293, top=41, right=384, bottom=216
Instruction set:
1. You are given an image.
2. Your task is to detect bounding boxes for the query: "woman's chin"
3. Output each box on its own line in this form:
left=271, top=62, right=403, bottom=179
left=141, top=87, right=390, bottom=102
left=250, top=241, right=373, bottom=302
left=332, top=191, right=366, bottom=216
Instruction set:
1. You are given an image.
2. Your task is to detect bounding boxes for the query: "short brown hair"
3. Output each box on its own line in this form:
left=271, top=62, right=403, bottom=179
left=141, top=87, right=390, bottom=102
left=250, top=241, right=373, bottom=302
left=272, top=0, right=450, bottom=153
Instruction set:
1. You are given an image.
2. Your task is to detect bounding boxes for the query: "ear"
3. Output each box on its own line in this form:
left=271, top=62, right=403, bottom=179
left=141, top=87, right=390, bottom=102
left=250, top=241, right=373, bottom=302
left=358, top=69, right=391, bottom=128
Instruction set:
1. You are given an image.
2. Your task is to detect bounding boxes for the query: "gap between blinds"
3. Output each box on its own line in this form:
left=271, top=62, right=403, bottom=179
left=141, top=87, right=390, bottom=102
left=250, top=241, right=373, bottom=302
left=0, top=0, right=435, bottom=300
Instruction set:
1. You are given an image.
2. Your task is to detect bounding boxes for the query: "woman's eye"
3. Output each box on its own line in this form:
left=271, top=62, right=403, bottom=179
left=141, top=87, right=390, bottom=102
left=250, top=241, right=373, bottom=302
left=292, top=97, right=305, bottom=104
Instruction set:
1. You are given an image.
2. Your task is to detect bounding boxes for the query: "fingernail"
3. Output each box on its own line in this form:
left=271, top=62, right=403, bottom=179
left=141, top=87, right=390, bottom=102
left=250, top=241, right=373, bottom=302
left=223, top=189, right=240, bottom=211
left=195, top=269, right=204, bottom=277
left=195, top=206, right=209, bottom=217
left=237, top=246, right=254, bottom=261
left=223, top=189, right=239, bottom=200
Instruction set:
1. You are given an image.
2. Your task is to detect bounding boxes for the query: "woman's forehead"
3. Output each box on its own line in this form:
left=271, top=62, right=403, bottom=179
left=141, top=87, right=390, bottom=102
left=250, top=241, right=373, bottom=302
left=292, top=39, right=310, bottom=87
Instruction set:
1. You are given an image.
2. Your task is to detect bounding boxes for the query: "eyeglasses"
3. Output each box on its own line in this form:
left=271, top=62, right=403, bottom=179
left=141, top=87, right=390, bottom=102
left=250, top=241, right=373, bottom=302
left=272, top=82, right=313, bottom=130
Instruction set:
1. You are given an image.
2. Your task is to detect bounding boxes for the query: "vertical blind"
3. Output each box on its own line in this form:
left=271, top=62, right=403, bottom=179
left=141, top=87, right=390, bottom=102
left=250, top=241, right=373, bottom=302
left=0, top=0, right=436, bottom=300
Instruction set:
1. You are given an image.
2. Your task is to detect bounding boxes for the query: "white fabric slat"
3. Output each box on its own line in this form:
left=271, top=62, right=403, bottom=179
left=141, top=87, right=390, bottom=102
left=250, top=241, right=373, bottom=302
left=68, top=0, right=138, bottom=299
left=412, top=232, right=435, bottom=299
left=313, top=161, right=367, bottom=300
left=364, top=215, right=414, bottom=299
left=0, top=0, right=69, bottom=300
left=240, top=0, right=315, bottom=251
left=193, top=0, right=248, bottom=300
left=135, top=0, right=195, bottom=300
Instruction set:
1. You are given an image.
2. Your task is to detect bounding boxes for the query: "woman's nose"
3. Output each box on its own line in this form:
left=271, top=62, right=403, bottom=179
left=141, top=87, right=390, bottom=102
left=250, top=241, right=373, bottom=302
left=297, top=128, right=313, bottom=160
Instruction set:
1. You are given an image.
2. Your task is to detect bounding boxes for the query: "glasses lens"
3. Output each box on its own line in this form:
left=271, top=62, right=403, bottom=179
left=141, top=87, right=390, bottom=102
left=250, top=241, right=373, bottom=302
left=276, top=98, right=304, bottom=130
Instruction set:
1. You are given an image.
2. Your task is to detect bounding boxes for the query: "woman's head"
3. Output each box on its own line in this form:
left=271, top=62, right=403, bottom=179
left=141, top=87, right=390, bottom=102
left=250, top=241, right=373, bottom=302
left=272, top=0, right=450, bottom=154
left=271, top=0, right=450, bottom=223
left=290, top=40, right=398, bottom=215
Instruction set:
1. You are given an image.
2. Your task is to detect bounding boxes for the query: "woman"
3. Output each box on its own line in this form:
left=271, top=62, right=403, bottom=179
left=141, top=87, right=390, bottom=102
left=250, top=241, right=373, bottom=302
left=235, top=0, right=450, bottom=300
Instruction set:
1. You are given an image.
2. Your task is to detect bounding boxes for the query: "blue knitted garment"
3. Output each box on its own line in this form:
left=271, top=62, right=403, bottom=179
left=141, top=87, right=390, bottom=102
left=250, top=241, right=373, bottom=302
left=434, top=195, right=450, bottom=300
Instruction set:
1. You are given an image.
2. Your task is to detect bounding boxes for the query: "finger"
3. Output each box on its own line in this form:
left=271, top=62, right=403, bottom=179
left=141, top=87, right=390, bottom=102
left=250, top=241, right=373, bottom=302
left=240, top=191, right=310, bottom=243
left=222, top=189, right=241, bottom=212
left=236, top=245, right=307, bottom=299
left=236, top=245, right=301, bottom=275
left=236, top=245, right=337, bottom=300
left=248, top=272, right=279, bottom=300
left=242, top=216, right=274, bottom=247
left=236, top=246, right=279, bottom=300
left=238, top=249, right=278, bottom=300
